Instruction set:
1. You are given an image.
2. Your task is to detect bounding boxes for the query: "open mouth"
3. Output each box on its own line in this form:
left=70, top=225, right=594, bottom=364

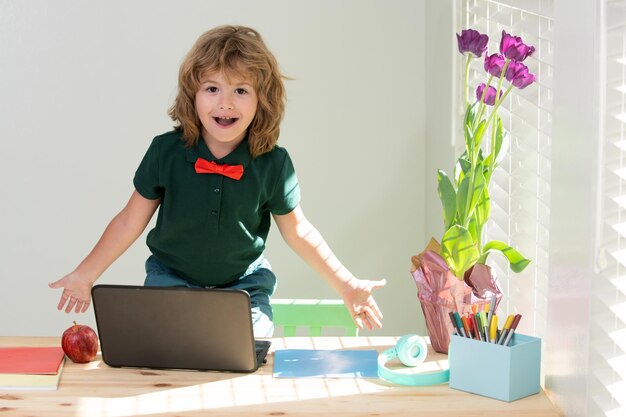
left=214, top=116, right=238, bottom=126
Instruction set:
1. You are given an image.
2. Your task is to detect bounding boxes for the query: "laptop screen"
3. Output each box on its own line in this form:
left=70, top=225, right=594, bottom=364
left=92, top=285, right=267, bottom=372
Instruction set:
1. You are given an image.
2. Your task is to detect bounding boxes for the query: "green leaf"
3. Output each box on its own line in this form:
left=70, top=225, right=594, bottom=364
left=455, top=155, right=471, bottom=185
left=491, top=115, right=509, bottom=166
left=464, top=123, right=474, bottom=156
left=495, top=129, right=509, bottom=165
left=456, top=175, right=471, bottom=224
left=440, top=225, right=479, bottom=278
left=478, top=240, right=531, bottom=273
left=464, top=102, right=478, bottom=130
left=484, top=117, right=509, bottom=183
left=467, top=216, right=480, bottom=248
left=437, top=170, right=457, bottom=230
left=476, top=148, right=486, bottom=164
left=456, top=163, right=486, bottom=226
left=474, top=186, right=490, bottom=228
left=472, top=120, right=488, bottom=152
left=469, top=186, right=490, bottom=252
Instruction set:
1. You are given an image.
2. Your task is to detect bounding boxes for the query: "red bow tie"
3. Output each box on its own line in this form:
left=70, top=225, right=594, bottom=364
left=194, top=158, right=244, bottom=180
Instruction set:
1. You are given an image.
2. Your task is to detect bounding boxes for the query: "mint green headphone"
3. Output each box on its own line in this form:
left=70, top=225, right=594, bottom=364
left=377, top=334, right=450, bottom=386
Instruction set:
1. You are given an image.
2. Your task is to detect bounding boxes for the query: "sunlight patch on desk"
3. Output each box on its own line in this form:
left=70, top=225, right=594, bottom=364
left=607, top=408, right=626, bottom=417
left=76, top=373, right=390, bottom=417
left=382, top=358, right=450, bottom=375
left=84, top=359, right=102, bottom=370
left=274, top=336, right=399, bottom=350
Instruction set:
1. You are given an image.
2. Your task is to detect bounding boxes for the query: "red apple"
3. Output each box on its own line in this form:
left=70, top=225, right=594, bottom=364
left=61, top=321, right=98, bottom=363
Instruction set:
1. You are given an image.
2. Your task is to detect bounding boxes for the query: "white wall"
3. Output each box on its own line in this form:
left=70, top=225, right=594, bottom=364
left=0, top=0, right=429, bottom=337
left=424, top=1, right=455, bottom=243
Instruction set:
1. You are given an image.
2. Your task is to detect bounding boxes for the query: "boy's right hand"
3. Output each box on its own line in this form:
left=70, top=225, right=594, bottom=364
left=48, top=273, right=93, bottom=314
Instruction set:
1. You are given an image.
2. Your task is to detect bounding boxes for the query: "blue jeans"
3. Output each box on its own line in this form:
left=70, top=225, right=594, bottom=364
left=144, top=254, right=276, bottom=337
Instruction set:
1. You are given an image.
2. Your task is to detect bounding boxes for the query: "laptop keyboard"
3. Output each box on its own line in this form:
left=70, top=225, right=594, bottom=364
left=255, top=340, right=271, bottom=365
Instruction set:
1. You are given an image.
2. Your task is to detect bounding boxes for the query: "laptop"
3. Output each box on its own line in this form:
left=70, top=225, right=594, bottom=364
left=91, top=284, right=271, bottom=373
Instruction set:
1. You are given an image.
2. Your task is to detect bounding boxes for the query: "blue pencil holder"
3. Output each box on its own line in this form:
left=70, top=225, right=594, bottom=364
left=448, top=333, right=541, bottom=402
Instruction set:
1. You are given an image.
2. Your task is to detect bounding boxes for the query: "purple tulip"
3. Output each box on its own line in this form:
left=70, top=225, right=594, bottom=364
left=457, top=29, right=489, bottom=57
left=511, top=71, right=536, bottom=89
left=499, top=30, right=535, bottom=61
left=484, top=53, right=506, bottom=77
left=505, top=60, right=537, bottom=89
left=476, top=83, right=501, bottom=106
left=505, top=60, right=526, bottom=81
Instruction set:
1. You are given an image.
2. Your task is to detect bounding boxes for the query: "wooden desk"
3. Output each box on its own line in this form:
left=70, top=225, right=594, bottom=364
left=1, top=336, right=560, bottom=417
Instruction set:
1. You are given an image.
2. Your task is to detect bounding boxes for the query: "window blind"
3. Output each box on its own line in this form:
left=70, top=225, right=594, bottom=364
left=590, top=1, right=626, bottom=416
left=457, top=0, right=554, bottom=340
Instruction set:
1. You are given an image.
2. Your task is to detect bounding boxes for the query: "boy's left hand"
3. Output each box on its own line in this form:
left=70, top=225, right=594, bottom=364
left=342, top=278, right=386, bottom=330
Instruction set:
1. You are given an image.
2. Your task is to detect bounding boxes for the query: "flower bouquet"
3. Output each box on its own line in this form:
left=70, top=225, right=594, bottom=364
left=411, top=29, right=535, bottom=353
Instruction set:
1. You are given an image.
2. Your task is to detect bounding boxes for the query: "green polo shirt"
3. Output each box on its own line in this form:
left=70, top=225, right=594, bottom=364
left=133, top=130, right=300, bottom=286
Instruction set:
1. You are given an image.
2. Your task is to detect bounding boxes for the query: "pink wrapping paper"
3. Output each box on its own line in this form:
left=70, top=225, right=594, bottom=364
left=411, top=249, right=502, bottom=353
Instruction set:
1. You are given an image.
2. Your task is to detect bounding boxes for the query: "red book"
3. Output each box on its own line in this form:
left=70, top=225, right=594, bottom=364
left=0, top=347, right=65, bottom=375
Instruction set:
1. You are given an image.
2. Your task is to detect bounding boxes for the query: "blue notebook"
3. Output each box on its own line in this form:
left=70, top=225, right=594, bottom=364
left=273, top=349, right=379, bottom=378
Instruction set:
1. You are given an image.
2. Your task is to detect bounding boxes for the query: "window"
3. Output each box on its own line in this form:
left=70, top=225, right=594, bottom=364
left=457, top=0, right=554, bottom=340
left=458, top=1, right=626, bottom=416
left=590, top=1, right=626, bottom=415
